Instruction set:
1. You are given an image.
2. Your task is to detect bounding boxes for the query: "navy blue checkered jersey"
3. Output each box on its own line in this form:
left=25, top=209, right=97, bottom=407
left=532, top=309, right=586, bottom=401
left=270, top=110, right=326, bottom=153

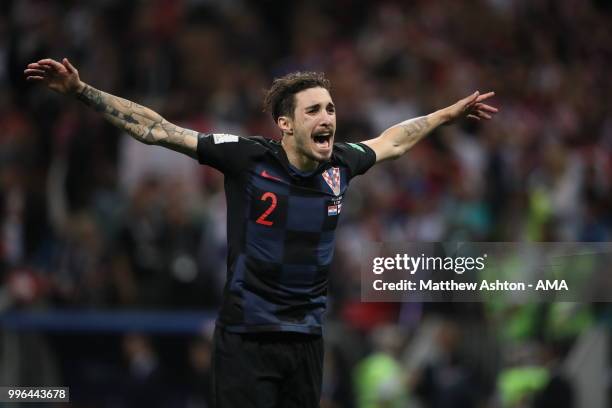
left=197, top=134, right=376, bottom=334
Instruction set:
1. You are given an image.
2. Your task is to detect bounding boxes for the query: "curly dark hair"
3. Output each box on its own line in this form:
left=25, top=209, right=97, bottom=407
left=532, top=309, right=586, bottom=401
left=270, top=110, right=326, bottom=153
left=263, top=71, right=331, bottom=122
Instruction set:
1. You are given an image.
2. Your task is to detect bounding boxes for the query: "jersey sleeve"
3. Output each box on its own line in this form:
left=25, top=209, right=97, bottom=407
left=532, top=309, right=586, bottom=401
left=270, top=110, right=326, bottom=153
left=197, top=133, right=262, bottom=175
left=334, top=142, right=377, bottom=180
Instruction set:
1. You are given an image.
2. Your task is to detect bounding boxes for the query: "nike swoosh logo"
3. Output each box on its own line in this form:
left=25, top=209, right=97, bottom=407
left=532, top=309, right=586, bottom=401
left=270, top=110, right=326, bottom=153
left=260, top=170, right=283, bottom=182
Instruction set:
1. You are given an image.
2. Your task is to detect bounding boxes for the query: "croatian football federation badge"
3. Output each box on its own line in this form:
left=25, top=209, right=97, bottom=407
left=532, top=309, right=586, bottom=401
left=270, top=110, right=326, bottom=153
left=322, top=167, right=341, bottom=196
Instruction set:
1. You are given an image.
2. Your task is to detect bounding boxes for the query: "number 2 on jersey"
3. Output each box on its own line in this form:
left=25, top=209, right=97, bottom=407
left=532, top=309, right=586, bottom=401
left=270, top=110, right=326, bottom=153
left=256, top=192, right=277, bottom=226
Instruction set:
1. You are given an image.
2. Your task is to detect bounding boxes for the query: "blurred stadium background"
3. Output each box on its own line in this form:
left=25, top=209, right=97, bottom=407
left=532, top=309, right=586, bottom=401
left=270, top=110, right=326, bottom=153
left=1, top=0, right=611, bottom=407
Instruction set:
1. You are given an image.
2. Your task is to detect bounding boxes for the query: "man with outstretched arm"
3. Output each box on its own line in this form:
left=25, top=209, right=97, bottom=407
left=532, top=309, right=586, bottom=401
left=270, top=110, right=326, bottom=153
left=25, top=58, right=497, bottom=408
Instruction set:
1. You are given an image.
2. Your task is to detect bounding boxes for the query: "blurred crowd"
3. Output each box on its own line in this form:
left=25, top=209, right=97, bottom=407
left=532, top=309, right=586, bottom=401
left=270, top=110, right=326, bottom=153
left=1, top=0, right=611, bottom=407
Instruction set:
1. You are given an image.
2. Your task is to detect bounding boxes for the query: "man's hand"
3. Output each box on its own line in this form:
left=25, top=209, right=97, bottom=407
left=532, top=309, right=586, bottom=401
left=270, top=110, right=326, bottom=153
left=442, top=91, right=498, bottom=124
left=24, top=58, right=84, bottom=95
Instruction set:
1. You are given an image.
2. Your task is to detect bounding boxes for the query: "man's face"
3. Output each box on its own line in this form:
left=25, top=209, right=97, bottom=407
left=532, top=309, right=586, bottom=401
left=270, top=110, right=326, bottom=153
left=284, top=87, right=336, bottom=163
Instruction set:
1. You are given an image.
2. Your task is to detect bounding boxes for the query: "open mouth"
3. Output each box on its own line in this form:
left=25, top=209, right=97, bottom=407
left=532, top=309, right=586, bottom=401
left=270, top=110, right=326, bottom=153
left=312, top=131, right=333, bottom=150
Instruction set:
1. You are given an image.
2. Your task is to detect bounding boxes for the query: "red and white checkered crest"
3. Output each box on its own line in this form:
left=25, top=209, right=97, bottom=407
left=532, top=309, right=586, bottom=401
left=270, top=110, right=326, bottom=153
left=322, top=167, right=340, bottom=196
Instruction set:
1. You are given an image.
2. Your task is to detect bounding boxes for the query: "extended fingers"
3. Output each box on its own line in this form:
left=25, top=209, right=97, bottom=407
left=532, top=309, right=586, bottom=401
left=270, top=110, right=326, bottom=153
left=465, top=92, right=498, bottom=121
left=38, top=58, right=65, bottom=72
left=475, top=91, right=495, bottom=102
left=467, top=111, right=492, bottom=120
left=475, top=103, right=498, bottom=113
left=468, top=108, right=494, bottom=120
left=462, top=91, right=480, bottom=106
left=24, top=62, right=49, bottom=79
left=33, top=63, right=55, bottom=74
left=467, top=107, right=497, bottom=121
left=62, top=58, right=78, bottom=74
left=24, top=68, right=46, bottom=75
left=27, top=62, right=48, bottom=70
left=477, top=111, right=492, bottom=120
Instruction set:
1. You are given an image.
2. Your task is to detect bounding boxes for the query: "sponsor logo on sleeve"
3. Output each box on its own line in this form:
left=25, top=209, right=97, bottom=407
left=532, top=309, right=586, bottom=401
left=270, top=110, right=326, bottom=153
left=347, top=143, right=365, bottom=153
left=213, top=134, right=239, bottom=144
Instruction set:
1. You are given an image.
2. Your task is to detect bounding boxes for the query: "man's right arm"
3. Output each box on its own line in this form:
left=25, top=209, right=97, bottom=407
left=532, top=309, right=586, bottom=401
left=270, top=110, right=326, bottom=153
left=25, top=58, right=198, bottom=158
left=75, top=83, right=198, bottom=157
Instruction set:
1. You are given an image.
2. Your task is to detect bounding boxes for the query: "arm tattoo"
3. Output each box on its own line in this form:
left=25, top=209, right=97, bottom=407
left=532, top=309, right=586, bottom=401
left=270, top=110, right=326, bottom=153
left=75, top=84, right=197, bottom=157
left=398, top=116, right=430, bottom=141
left=379, top=116, right=433, bottom=158
left=76, top=85, right=106, bottom=112
left=147, top=120, right=199, bottom=156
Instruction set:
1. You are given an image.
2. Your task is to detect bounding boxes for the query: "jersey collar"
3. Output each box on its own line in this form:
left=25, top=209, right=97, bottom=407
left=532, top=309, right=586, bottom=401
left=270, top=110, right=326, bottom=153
left=269, top=139, right=335, bottom=179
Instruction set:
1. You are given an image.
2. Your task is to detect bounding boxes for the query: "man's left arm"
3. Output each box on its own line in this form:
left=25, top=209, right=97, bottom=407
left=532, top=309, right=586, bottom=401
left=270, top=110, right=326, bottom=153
left=363, top=91, right=498, bottom=163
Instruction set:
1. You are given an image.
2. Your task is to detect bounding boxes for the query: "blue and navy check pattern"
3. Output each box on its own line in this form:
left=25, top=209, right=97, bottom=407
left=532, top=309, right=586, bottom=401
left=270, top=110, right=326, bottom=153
left=197, top=135, right=376, bottom=334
